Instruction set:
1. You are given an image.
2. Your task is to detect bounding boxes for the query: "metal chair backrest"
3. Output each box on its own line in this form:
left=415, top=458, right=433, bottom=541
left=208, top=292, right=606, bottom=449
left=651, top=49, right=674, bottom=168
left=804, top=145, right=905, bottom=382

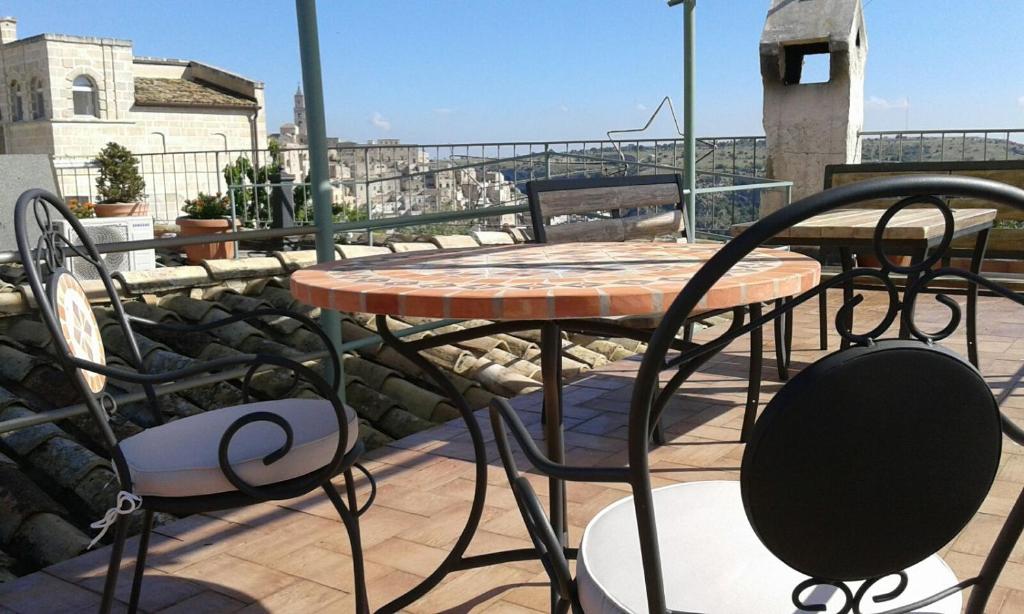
left=627, top=175, right=1024, bottom=613
left=526, top=173, right=687, bottom=243
left=14, top=189, right=160, bottom=450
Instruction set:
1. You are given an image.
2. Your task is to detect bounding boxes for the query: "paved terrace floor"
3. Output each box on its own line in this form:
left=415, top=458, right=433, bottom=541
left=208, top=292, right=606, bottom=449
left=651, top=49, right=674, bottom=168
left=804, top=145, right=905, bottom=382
left=2, top=288, right=1023, bottom=613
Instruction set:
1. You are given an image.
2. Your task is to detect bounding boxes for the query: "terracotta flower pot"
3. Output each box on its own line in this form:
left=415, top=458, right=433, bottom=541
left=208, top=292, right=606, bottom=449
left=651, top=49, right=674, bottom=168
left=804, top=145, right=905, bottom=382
left=95, top=202, right=149, bottom=217
left=176, top=217, right=235, bottom=263
left=856, top=252, right=914, bottom=268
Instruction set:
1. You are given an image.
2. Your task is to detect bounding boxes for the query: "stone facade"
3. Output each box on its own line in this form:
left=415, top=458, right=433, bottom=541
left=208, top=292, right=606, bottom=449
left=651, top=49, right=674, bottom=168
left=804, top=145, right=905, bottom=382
left=759, top=0, right=867, bottom=214
left=0, top=18, right=266, bottom=160
left=0, top=17, right=267, bottom=219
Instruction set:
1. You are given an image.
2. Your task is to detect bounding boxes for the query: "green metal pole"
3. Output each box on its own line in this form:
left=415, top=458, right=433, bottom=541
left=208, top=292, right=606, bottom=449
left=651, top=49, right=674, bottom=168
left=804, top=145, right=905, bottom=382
left=295, top=0, right=344, bottom=400
left=682, top=0, right=697, bottom=241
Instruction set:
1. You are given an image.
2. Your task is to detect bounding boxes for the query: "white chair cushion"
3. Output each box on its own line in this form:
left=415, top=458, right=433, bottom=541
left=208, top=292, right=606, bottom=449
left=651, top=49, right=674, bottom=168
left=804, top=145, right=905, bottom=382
left=577, top=480, right=961, bottom=613
left=118, top=399, right=358, bottom=498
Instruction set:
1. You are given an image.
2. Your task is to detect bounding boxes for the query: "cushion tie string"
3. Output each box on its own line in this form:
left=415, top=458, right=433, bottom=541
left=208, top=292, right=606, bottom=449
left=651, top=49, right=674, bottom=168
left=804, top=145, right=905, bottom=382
left=88, top=491, right=143, bottom=549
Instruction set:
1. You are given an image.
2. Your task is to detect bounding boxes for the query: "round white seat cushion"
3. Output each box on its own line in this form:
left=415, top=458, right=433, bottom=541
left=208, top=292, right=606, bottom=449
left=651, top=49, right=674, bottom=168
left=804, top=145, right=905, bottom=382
left=577, top=480, right=961, bottom=613
left=118, top=399, right=358, bottom=498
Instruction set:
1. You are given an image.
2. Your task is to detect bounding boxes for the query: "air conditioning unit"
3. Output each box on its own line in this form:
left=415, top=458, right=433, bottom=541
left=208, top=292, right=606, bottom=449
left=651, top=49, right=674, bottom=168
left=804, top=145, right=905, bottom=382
left=50, top=216, right=156, bottom=280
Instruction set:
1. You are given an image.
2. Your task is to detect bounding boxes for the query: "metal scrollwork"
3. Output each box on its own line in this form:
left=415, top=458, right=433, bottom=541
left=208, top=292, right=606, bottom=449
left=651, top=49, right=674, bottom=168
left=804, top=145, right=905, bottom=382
left=683, top=192, right=987, bottom=358
left=792, top=572, right=908, bottom=614
left=871, top=195, right=954, bottom=275
left=831, top=268, right=901, bottom=346
left=851, top=572, right=909, bottom=613
left=98, top=392, right=119, bottom=416
left=792, top=577, right=855, bottom=613
left=29, top=194, right=106, bottom=279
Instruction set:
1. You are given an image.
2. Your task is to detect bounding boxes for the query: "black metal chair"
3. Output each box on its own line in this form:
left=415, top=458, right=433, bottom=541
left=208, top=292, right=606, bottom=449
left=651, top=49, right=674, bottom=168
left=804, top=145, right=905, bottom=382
left=526, top=173, right=790, bottom=443
left=493, top=175, right=1024, bottom=612
left=14, top=189, right=374, bottom=614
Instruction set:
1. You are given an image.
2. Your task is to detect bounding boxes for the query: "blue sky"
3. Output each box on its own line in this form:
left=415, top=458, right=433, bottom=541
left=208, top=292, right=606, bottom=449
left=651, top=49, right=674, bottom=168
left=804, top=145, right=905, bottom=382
left=6, top=1, right=1024, bottom=143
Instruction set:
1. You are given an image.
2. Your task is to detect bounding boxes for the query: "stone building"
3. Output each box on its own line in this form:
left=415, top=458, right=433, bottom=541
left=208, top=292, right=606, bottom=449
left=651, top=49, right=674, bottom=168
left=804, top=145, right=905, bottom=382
left=0, top=16, right=268, bottom=219
left=0, top=17, right=267, bottom=158
left=272, top=93, right=433, bottom=210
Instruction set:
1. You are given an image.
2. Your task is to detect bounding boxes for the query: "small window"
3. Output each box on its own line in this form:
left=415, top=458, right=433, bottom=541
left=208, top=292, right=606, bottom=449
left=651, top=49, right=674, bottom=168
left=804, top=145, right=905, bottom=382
left=72, top=75, right=98, bottom=117
left=10, top=81, right=23, bottom=121
left=783, top=41, right=831, bottom=85
left=30, top=78, right=45, bottom=120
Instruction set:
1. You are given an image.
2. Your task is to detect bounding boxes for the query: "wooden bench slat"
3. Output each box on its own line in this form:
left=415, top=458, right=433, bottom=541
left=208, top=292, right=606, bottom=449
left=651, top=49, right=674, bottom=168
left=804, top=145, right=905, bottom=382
left=538, top=183, right=681, bottom=217
left=732, top=208, right=998, bottom=242
left=544, top=210, right=682, bottom=243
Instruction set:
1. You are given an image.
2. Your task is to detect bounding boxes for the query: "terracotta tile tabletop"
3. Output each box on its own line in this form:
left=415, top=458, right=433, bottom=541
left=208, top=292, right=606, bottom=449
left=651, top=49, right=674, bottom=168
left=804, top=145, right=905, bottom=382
left=291, top=242, right=821, bottom=320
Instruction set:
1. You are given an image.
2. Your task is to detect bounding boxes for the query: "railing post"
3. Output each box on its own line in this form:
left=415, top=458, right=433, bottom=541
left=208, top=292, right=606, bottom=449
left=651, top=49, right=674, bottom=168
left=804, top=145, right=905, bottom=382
left=669, top=0, right=698, bottom=242
left=295, top=0, right=345, bottom=398
left=544, top=143, right=552, bottom=180
left=228, top=188, right=239, bottom=259
left=364, top=148, right=372, bottom=246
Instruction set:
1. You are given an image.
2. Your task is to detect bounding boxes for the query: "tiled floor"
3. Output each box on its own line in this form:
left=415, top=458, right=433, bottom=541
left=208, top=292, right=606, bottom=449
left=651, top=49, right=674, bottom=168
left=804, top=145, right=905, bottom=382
left=3, top=288, right=1023, bottom=613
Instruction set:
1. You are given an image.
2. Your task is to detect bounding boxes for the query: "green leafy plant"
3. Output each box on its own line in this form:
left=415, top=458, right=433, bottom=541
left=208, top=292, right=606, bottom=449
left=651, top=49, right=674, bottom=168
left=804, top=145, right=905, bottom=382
left=223, top=149, right=280, bottom=224
left=182, top=192, right=231, bottom=219
left=94, top=142, right=145, bottom=204
left=333, top=205, right=369, bottom=223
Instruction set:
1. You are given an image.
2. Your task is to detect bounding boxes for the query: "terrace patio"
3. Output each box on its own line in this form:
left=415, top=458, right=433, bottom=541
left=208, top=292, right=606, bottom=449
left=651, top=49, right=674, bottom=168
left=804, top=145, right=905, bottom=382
left=2, top=288, right=1021, bottom=613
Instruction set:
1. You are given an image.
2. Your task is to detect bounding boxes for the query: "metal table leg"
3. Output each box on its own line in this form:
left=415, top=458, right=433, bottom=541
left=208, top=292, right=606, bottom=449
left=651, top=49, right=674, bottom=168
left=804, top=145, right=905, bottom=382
left=784, top=299, right=794, bottom=368
left=967, top=228, right=990, bottom=367
left=540, top=322, right=568, bottom=608
left=773, top=298, right=788, bottom=381
left=838, top=247, right=855, bottom=350
left=741, top=303, right=763, bottom=443
left=374, top=316, right=538, bottom=613
left=818, top=291, right=829, bottom=351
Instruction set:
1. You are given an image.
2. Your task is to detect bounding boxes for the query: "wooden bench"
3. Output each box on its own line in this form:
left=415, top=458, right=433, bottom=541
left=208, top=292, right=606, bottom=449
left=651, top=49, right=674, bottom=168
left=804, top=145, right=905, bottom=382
left=825, top=160, right=1024, bottom=263
left=526, top=174, right=688, bottom=243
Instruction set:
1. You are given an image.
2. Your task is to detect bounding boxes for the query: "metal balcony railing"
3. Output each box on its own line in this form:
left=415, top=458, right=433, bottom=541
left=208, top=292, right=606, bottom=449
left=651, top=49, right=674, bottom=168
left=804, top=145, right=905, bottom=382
left=859, top=128, right=1024, bottom=163
left=52, top=136, right=771, bottom=235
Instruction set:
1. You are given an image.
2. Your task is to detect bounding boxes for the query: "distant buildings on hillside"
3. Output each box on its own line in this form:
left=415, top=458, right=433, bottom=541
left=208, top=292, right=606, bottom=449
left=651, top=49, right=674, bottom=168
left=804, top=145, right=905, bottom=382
left=271, top=91, right=521, bottom=217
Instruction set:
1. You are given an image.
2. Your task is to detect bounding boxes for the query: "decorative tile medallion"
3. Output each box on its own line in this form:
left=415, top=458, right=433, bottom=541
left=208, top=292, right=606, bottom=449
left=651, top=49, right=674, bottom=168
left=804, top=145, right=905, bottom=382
left=53, top=271, right=107, bottom=393
left=291, top=242, right=821, bottom=321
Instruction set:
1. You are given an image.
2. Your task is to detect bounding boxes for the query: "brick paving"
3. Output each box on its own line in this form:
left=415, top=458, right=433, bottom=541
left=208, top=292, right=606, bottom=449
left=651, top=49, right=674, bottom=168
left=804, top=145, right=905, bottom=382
left=2, top=288, right=1022, bottom=613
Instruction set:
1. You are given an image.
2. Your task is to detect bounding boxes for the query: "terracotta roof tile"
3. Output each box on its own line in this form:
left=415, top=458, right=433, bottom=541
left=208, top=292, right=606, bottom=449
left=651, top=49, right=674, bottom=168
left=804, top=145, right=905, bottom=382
left=133, top=77, right=257, bottom=109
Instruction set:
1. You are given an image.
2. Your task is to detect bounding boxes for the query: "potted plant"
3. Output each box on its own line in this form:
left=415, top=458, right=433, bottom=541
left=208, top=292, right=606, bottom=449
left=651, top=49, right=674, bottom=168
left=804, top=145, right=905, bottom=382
left=67, top=198, right=95, bottom=219
left=94, top=142, right=148, bottom=217
left=855, top=251, right=913, bottom=268
left=178, top=192, right=236, bottom=262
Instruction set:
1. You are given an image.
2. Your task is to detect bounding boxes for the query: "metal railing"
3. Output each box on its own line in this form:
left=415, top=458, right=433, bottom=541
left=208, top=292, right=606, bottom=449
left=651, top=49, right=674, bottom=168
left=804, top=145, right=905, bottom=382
left=54, top=131, right=1020, bottom=223
left=53, top=136, right=769, bottom=229
left=859, top=128, right=1024, bottom=163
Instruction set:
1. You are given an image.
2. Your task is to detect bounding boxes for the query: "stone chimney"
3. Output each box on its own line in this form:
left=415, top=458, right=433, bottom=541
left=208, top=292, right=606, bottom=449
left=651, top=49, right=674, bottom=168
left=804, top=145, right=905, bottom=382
left=0, top=17, right=16, bottom=45
left=759, top=0, right=867, bottom=215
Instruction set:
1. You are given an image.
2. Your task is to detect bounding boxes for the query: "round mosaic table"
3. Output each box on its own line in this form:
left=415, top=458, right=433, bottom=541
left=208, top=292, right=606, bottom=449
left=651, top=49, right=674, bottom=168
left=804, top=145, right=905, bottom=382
left=290, top=242, right=820, bottom=612
left=291, top=242, right=820, bottom=320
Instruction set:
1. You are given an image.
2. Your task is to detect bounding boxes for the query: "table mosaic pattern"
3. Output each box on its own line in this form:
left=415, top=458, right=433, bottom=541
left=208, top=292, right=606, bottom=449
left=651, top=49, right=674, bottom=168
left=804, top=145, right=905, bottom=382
left=290, top=242, right=821, bottom=321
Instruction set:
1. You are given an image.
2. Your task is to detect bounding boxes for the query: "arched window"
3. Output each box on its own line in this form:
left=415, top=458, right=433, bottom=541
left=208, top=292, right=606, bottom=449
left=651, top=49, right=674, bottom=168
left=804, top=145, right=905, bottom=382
left=72, top=75, right=97, bottom=117
left=30, top=77, right=45, bottom=120
left=10, top=81, right=23, bottom=121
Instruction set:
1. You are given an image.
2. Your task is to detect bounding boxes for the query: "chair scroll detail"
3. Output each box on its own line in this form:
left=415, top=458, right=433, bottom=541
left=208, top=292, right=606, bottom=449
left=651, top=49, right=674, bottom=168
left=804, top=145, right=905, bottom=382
left=15, top=189, right=374, bottom=614
left=491, top=175, right=1024, bottom=613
